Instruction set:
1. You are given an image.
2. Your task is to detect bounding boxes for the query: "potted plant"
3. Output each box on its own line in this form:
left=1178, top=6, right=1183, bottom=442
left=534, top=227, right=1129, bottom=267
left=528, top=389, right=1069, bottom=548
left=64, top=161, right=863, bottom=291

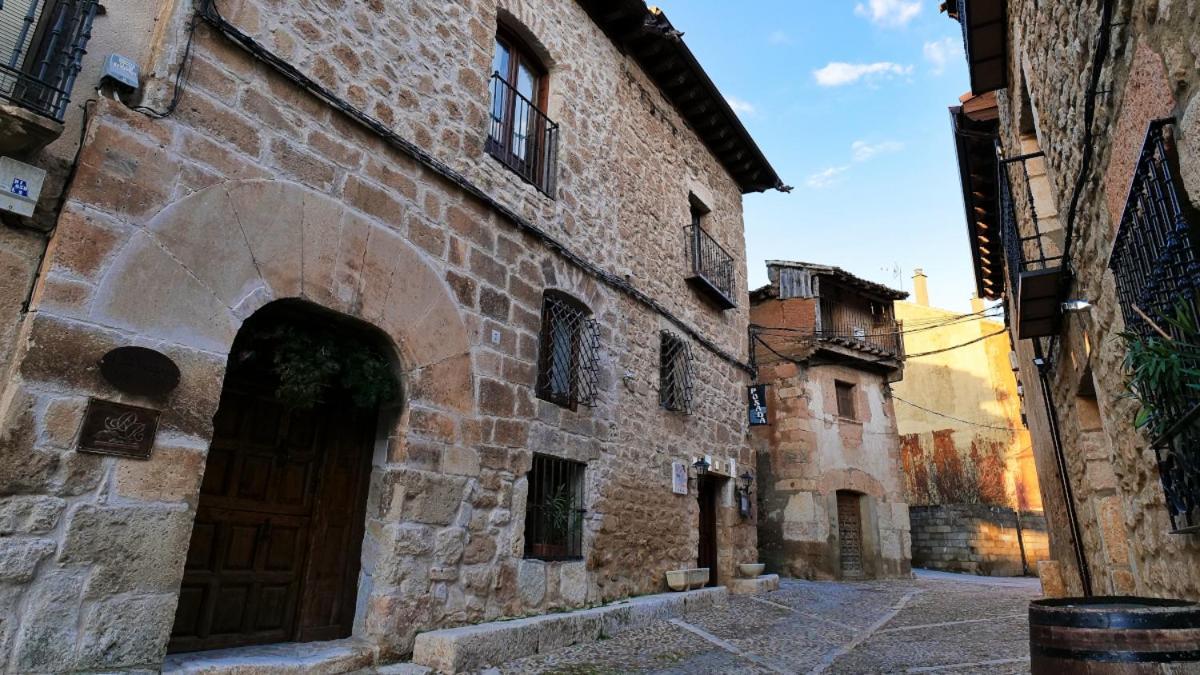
left=531, top=484, right=578, bottom=559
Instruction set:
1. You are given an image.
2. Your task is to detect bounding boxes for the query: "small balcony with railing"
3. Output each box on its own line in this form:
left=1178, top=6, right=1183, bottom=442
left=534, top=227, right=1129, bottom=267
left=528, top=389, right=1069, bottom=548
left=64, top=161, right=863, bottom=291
left=817, top=296, right=906, bottom=363
left=998, top=148, right=1067, bottom=339
left=685, top=222, right=737, bottom=309
left=486, top=73, right=558, bottom=197
left=0, top=0, right=96, bottom=152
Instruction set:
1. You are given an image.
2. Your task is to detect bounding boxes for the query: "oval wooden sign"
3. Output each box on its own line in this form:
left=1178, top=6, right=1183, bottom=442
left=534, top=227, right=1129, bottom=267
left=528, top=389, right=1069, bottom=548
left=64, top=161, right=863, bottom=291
left=99, top=346, right=181, bottom=398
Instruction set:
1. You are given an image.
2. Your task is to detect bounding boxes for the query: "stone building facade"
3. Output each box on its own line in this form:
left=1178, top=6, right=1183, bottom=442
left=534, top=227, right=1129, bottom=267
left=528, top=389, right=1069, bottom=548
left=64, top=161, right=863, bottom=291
left=947, top=0, right=1200, bottom=599
left=0, top=0, right=785, bottom=670
left=750, top=261, right=911, bottom=580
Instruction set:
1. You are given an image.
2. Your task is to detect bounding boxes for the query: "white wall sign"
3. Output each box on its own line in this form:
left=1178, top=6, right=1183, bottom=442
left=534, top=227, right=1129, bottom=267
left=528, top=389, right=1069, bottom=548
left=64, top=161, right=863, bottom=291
left=672, top=461, right=688, bottom=495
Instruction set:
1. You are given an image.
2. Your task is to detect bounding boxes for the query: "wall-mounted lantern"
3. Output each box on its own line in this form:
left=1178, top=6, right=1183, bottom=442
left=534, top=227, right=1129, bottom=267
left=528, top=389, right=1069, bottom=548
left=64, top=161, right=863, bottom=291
left=737, top=471, right=754, bottom=518
left=692, top=456, right=710, bottom=476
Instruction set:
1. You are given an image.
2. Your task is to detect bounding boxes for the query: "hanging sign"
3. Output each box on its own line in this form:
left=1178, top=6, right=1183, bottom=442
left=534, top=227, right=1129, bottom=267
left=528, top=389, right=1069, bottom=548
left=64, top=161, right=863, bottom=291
left=748, top=384, right=769, bottom=426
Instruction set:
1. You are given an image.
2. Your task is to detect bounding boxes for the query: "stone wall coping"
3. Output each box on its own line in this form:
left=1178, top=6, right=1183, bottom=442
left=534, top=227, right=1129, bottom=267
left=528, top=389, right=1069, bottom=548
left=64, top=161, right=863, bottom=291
left=411, top=586, right=728, bottom=672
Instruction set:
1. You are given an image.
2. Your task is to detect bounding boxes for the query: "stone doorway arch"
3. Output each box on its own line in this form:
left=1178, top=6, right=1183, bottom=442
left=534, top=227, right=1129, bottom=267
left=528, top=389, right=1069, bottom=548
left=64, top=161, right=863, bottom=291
left=70, top=178, right=476, bottom=655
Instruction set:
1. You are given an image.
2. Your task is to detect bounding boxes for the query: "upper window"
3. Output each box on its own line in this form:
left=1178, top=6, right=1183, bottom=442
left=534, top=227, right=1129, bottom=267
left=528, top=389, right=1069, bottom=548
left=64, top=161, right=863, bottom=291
left=659, top=331, right=694, bottom=414
left=536, top=291, right=600, bottom=410
left=487, top=27, right=558, bottom=196
left=835, top=380, right=856, bottom=420
left=685, top=195, right=736, bottom=309
left=524, top=453, right=585, bottom=561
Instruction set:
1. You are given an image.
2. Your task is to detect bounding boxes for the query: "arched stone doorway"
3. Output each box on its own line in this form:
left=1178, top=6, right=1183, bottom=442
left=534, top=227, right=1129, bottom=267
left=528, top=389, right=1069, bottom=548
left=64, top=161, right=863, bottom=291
left=169, top=300, right=398, bottom=653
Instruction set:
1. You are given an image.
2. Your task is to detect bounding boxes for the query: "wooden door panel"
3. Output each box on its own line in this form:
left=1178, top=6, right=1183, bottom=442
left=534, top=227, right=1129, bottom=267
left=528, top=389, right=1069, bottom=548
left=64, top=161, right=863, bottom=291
left=171, top=377, right=373, bottom=654
left=837, top=493, right=864, bottom=577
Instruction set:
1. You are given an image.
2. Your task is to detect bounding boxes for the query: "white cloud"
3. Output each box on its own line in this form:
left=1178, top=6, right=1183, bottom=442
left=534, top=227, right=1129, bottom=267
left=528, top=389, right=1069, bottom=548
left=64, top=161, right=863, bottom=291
left=725, top=95, right=757, bottom=116
left=852, top=140, right=905, bottom=162
left=854, top=0, right=922, bottom=27
left=806, top=165, right=850, bottom=189
left=768, top=30, right=792, bottom=45
left=923, top=36, right=961, bottom=75
left=813, top=61, right=913, bottom=87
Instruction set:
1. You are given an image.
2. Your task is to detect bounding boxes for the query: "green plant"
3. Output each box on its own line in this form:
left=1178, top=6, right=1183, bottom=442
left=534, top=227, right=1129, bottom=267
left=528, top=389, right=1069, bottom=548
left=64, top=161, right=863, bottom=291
left=544, top=483, right=579, bottom=543
left=249, top=322, right=397, bottom=409
left=1120, top=300, right=1200, bottom=438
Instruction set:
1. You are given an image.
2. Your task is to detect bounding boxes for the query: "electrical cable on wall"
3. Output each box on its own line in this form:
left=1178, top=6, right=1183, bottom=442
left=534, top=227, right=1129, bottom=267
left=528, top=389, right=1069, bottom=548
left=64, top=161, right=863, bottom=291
left=891, top=394, right=1021, bottom=432
left=131, top=12, right=199, bottom=119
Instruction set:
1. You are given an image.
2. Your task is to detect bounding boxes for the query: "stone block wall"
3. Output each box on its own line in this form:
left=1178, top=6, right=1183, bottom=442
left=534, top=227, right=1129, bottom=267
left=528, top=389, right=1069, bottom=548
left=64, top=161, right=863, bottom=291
left=991, top=0, right=1200, bottom=599
left=0, top=0, right=767, bottom=670
left=909, top=504, right=1049, bottom=577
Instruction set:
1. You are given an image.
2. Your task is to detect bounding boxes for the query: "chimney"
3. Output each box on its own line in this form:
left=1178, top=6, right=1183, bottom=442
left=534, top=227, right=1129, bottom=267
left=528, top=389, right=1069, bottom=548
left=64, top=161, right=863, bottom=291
left=912, top=268, right=929, bottom=306
left=970, top=295, right=985, bottom=313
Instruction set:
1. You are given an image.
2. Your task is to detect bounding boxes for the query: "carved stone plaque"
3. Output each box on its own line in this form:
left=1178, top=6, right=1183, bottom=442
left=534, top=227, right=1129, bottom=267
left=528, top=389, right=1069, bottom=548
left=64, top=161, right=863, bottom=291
left=99, top=346, right=181, bottom=398
left=77, top=398, right=160, bottom=460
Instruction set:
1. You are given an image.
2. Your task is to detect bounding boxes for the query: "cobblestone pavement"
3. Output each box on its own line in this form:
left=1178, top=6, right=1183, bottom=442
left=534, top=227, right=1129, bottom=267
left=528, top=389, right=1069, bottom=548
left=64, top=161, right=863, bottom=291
left=492, top=570, right=1041, bottom=674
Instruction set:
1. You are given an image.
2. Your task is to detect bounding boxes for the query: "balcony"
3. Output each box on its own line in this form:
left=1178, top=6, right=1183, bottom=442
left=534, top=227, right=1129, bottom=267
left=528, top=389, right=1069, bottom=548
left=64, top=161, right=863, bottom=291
left=486, top=73, right=558, bottom=197
left=685, top=223, right=736, bottom=309
left=998, top=151, right=1067, bottom=339
left=0, top=0, right=97, bottom=152
left=817, top=298, right=905, bottom=361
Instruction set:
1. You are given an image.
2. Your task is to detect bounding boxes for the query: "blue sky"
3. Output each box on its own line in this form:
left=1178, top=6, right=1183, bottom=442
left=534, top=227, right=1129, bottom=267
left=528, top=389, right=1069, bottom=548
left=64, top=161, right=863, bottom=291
left=661, top=0, right=977, bottom=311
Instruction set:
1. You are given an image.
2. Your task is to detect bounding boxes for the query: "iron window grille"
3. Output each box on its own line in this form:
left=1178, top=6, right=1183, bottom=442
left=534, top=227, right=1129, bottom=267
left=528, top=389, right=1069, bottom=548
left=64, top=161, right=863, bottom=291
left=659, top=330, right=694, bottom=414
left=0, top=0, right=96, bottom=122
left=685, top=222, right=736, bottom=309
left=524, top=454, right=585, bottom=561
left=487, top=72, right=558, bottom=196
left=1109, top=118, right=1200, bottom=533
left=536, top=292, right=600, bottom=410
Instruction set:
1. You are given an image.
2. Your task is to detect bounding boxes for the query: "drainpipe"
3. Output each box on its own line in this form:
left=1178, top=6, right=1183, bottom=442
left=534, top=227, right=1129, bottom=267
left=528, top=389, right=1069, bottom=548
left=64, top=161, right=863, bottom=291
left=1033, top=340, right=1093, bottom=597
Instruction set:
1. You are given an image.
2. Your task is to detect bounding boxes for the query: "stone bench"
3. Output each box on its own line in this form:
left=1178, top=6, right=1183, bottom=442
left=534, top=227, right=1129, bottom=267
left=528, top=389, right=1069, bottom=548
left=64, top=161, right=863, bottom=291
left=412, top=586, right=727, bottom=673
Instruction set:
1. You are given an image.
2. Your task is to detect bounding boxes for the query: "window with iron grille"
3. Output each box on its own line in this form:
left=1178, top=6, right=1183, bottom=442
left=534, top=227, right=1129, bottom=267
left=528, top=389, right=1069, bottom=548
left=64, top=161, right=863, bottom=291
left=0, top=0, right=98, bottom=121
left=659, top=331, right=693, bottom=413
left=1109, top=118, right=1200, bottom=533
left=835, top=381, right=856, bottom=420
left=524, top=454, right=585, bottom=560
left=536, top=291, right=600, bottom=410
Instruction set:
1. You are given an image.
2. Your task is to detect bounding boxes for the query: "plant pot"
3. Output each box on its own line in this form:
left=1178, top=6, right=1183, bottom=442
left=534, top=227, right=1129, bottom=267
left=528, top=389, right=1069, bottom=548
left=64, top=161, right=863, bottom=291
left=687, top=568, right=709, bottom=589
left=531, top=542, right=568, bottom=559
left=666, top=569, right=689, bottom=591
left=738, top=563, right=765, bottom=578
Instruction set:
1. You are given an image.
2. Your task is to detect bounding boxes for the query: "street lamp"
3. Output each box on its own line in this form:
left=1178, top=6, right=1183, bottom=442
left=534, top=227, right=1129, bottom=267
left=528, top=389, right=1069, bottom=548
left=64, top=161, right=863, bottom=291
left=692, top=457, right=710, bottom=476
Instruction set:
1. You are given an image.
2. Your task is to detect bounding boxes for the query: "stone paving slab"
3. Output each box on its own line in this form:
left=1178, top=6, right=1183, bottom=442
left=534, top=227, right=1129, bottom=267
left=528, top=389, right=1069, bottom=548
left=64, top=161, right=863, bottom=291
left=487, top=573, right=1041, bottom=675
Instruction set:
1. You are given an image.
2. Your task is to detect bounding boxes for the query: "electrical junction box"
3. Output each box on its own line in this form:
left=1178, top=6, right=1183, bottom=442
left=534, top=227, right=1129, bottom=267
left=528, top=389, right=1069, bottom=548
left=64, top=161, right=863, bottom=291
left=0, top=157, right=46, bottom=217
left=101, top=53, right=139, bottom=91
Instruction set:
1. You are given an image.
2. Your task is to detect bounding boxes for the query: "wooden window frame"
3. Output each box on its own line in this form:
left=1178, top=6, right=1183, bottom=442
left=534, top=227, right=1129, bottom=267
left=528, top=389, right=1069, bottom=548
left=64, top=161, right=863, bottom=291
left=835, top=380, right=857, bottom=420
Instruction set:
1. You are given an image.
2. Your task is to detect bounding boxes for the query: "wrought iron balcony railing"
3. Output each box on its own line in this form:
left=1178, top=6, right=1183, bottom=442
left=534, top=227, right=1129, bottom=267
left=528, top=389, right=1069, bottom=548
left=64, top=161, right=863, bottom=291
left=0, top=0, right=97, bottom=122
left=997, top=149, right=1067, bottom=339
left=685, top=223, right=736, bottom=309
left=487, top=73, right=558, bottom=196
left=1110, top=119, right=1200, bottom=533
left=817, top=299, right=905, bottom=361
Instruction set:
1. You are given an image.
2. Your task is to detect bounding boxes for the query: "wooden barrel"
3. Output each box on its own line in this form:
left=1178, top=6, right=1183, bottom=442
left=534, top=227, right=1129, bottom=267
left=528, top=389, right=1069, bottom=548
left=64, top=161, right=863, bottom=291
left=1030, top=597, right=1200, bottom=673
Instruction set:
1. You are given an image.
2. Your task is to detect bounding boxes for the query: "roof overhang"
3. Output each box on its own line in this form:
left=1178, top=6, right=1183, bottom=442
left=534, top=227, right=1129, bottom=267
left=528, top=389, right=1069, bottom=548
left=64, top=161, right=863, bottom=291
left=946, top=0, right=1008, bottom=93
left=950, top=94, right=1004, bottom=300
left=576, top=0, right=787, bottom=194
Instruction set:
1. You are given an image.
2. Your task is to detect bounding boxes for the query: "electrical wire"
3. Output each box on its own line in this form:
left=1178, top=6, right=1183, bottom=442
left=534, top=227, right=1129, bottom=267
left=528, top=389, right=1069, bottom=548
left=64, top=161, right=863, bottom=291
left=891, top=394, right=1021, bottom=431
left=130, top=10, right=199, bottom=118
left=751, top=307, right=1004, bottom=340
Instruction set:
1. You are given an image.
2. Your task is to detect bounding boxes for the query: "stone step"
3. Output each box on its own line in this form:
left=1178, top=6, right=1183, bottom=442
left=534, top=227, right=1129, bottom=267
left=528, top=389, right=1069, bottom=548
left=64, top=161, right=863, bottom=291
left=161, top=638, right=376, bottom=675
left=728, top=573, right=781, bottom=595
left=412, top=586, right=728, bottom=673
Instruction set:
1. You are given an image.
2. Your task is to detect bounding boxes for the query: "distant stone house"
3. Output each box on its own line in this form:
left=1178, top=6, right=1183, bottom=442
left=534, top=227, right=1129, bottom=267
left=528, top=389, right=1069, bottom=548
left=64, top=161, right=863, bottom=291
left=0, top=0, right=787, bottom=671
left=750, top=261, right=911, bottom=580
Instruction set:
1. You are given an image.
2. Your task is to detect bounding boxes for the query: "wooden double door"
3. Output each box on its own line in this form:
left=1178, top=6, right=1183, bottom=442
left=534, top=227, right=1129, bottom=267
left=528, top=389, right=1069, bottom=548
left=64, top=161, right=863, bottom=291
left=169, top=381, right=375, bottom=653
